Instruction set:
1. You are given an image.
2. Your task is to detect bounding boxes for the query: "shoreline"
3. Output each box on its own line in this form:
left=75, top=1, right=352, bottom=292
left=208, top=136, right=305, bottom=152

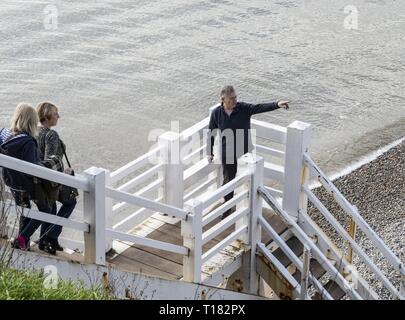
left=309, top=139, right=404, bottom=299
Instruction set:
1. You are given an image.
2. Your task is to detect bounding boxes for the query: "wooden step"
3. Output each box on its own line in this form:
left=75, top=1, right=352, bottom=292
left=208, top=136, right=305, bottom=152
left=271, top=236, right=303, bottom=267
left=261, top=207, right=288, bottom=244
left=312, top=280, right=346, bottom=300
left=292, top=258, right=326, bottom=283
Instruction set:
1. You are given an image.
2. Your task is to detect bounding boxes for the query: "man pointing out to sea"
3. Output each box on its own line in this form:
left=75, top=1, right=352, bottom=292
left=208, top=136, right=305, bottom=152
left=206, top=85, right=289, bottom=218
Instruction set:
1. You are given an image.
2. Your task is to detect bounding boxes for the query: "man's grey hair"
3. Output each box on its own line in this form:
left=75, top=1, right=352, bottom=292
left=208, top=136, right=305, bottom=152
left=220, top=85, right=235, bottom=98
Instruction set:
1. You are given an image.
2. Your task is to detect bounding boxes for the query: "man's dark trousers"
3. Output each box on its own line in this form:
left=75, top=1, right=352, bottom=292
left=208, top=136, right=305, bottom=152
left=222, top=156, right=238, bottom=202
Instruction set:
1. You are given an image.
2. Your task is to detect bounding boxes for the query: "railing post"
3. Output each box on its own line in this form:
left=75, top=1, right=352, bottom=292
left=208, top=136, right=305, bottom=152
left=182, top=199, right=203, bottom=283
left=282, top=121, right=311, bottom=219
left=158, top=131, right=184, bottom=209
left=346, top=213, right=357, bottom=264
left=83, top=167, right=106, bottom=265
left=300, top=245, right=311, bottom=300
left=239, top=153, right=264, bottom=294
left=104, top=169, right=113, bottom=253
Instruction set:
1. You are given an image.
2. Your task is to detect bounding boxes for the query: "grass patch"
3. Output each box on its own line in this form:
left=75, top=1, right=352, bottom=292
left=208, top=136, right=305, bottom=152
left=0, top=266, right=112, bottom=300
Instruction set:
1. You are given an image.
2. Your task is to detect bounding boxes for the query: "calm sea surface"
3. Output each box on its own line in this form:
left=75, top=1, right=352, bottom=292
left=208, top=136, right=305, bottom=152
left=1, top=0, right=404, bottom=174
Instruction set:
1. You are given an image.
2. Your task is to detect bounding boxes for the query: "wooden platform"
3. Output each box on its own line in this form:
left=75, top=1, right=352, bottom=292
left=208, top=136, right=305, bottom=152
left=3, top=203, right=288, bottom=285
left=107, top=205, right=287, bottom=281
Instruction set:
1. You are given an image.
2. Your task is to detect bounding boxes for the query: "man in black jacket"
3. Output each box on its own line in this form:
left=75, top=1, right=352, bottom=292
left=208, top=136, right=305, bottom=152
left=206, top=85, right=289, bottom=218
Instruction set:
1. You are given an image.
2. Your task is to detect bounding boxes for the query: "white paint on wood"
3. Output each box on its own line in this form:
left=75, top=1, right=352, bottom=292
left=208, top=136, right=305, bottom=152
left=282, top=121, right=311, bottom=219
left=83, top=167, right=106, bottom=265
left=0, top=154, right=89, bottom=190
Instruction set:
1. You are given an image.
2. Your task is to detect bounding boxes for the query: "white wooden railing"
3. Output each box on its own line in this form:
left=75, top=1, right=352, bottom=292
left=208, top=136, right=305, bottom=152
left=2, top=104, right=401, bottom=300
left=302, top=153, right=405, bottom=300
left=0, top=153, right=101, bottom=263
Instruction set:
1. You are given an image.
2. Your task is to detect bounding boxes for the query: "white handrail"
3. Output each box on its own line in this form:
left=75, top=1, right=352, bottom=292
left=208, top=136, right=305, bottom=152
left=184, top=174, right=217, bottom=202
left=110, top=146, right=161, bottom=184
left=258, top=185, right=362, bottom=300
left=113, top=196, right=163, bottom=232
left=201, top=225, right=248, bottom=263
left=257, top=243, right=301, bottom=295
left=117, top=163, right=163, bottom=193
left=106, top=187, right=188, bottom=219
left=183, top=144, right=206, bottom=163
left=202, top=206, right=249, bottom=245
left=184, top=159, right=220, bottom=190
left=304, top=185, right=402, bottom=299
left=9, top=203, right=89, bottom=232
left=304, top=154, right=404, bottom=278
left=202, top=190, right=249, bottom=226
left=180, top=117, right=209, bottom=142
left=113, top=178, right=163, bottom=214
left=199, top=173, right=251, bottom=208
left=254, top=144, right=285, bottom=158
left=259, top=215, right=333, bottom=300
left=107, top=229, right=188, bottom=256
left=0, top=154, right=89, bottom=191
left=251, top=119, right=287, bottom=144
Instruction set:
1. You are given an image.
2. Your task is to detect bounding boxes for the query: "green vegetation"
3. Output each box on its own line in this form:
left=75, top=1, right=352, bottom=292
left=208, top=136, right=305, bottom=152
left=0, top=266, right=112, bottom=300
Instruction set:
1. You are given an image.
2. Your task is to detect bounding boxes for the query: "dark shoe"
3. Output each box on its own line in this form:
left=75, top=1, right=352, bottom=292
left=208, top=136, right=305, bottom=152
left=47, top=237, right=64, bottom=251
left=12, top=235, right=30, bottom=251
left=38, top=239, right=56, bottom=255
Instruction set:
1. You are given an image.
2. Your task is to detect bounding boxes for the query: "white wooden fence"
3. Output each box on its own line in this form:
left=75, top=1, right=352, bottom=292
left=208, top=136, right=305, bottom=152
left=1, top=104, right=402, bottom=300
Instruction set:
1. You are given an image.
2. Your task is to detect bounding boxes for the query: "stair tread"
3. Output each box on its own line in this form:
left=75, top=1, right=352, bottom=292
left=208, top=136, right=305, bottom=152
left=271, top=236, right=303, bottom=267
left=312, top=280, right=346, bottom=300
left=261, top=207, right=288, bottom=244
left=292, top=258, right=326, bottom=283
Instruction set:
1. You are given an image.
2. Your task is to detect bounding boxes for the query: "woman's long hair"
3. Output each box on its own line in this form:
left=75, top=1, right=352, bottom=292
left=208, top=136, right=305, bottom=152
left=10, top=103, right=39, bottom=137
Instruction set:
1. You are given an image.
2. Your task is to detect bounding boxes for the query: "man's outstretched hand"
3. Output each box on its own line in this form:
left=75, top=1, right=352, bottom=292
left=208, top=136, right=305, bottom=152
left=278, top=100, right=290, bottom=109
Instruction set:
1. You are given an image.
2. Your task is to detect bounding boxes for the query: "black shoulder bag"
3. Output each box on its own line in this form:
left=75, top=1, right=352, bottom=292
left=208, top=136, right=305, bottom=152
left=58, top=146, right=79, bottom=204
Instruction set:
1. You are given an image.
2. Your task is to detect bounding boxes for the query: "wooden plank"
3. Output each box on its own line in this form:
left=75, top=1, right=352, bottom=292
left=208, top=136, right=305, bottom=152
left=110, top=253, right=179, bottom=280
left=313, top=280, right=346, bottom=300
left=271, top=237, right=303, bottom=267
left=292, top=259, right=326, bottom=283
left=112, top=246, right=183, bottom=279
left=137, top=217, right=234, bottom=264
left=261, top=207, right=288, bottom=244
left=107, top=229, right=188, bottom=255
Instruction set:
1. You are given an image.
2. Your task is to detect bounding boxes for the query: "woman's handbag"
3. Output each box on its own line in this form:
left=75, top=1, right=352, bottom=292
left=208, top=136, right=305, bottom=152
left=58, top=149, right=79, bottom=204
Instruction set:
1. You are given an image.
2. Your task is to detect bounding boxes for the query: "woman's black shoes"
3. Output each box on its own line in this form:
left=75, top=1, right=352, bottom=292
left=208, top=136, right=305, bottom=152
left=47, top=237, right=64, bottom=251
left=38, top=239, right=56, bottom=255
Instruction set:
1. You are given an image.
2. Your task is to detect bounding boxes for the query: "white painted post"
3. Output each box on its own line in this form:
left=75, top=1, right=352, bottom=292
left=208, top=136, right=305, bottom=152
left=182, top=199, right=203, bottom=283
left=239, top=153, right=264, bottom=294
left=104, top=169, right=113, bottom=253
left=300, top=245, right=311, bottom=300
left=83, top=167, right=106, bottom=265
left=282, top=121, right=311, bottom=219
left=158, top=132, right=184, bottom=210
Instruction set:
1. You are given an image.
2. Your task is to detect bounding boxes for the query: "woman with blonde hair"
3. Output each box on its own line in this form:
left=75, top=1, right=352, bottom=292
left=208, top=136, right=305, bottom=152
left=0, top=103, right=55, bottom=253
left=35, top=102, right=77, bottom=252
left=0, top=103, right=39, bottom=203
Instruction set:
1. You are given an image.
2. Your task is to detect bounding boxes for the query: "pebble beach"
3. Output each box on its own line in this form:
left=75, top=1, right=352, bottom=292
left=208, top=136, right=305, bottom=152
left=309, top=140, right=404, bottom=299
